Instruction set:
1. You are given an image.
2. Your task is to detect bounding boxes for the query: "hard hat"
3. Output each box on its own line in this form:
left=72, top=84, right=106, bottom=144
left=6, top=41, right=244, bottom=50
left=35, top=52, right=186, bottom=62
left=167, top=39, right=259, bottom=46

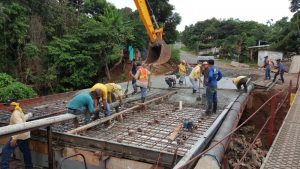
left=202, top=61, right=208, bottom=65
left=116, top=84, right=122, bottom=91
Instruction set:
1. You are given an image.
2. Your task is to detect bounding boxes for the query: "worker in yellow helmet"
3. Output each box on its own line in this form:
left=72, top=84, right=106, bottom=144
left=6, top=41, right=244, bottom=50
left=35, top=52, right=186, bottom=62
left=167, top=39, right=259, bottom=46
left=232, top=76, right=249, bottom=92
left=178, top=60, right=186, bottom=85
left=90, top=83, right=110, bottom=118
left=1, top=100, right=33, bottom=169
left=105, top=83, right=123, bottom=112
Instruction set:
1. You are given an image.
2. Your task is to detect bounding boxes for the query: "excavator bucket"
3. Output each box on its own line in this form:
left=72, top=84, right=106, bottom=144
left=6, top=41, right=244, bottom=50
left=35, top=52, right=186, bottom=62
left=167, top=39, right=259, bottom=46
left=144, top=40, right=171, bottom=65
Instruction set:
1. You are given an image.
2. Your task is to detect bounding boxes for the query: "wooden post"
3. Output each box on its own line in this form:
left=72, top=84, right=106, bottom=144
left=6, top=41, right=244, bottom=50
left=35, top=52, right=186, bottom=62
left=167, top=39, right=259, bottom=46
left=268, top=97, right=276, bottom=146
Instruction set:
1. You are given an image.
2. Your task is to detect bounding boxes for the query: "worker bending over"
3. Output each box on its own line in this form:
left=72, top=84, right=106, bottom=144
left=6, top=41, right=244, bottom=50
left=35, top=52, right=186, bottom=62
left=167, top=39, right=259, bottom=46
left=232, top=76, right=249, bottom=92
left=165, top=75, right=177, bottom=88
left=90, top=83, right=110, bottom=117
left=178, top=60, right=186, bottom=85
left=206, top=59, right=223, bottom=115
left=105, top=83, right=123, bottom=112
left=273, top=59, right=285, bottom=83
left=66, top=92, right=97, bottom=127
left=189, top=64, right=202, bottom=93
left=132, top=63, right=151, bottom=103
left=1, top=101, right=33, bottom=169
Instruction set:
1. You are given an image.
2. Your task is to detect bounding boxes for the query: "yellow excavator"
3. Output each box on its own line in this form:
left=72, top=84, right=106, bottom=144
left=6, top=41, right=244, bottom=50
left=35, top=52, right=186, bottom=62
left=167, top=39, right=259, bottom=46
left=134, top=0, right=171, bottom=65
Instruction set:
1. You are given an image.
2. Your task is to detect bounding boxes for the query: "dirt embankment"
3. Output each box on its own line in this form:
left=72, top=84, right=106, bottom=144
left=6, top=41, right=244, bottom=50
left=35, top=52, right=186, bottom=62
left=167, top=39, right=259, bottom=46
left=224, top=88, right=292, bottom=169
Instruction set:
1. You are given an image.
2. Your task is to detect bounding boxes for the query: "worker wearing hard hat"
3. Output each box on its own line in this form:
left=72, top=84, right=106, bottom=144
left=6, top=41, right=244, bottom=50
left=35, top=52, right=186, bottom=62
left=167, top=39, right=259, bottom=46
left=178, top=60, right=186, bottom=85
left=90, top=83, right=110, bottom=117
left=263, top=56, right=271, bottom=80
left=131, top=63, right=151, bottom=103
left=105, top=83, right=123, bottom=112
left=1, top=100, right=33, bottom=169
left=232, top=76, right=249, bottom=92
left=189, top=64, right=202, bottom=93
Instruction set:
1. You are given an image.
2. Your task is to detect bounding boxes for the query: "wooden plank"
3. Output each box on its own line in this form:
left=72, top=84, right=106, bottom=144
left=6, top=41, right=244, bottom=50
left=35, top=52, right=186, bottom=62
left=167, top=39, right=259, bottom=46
left=168, top=123, right=183, bottom=141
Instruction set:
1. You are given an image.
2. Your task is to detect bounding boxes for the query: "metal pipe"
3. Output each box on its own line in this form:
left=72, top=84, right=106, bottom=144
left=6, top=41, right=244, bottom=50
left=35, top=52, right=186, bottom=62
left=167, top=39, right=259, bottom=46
left=47, top=126, right=53, bottom=169
left=0, top=114, right=76, bottom=138
left=193, top=84, right=254, bottom=169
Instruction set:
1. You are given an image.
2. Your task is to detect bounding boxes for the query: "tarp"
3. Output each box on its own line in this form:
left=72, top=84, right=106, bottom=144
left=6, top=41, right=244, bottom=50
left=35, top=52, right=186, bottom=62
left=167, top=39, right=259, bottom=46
left=289, top=55, right=300, bottom=73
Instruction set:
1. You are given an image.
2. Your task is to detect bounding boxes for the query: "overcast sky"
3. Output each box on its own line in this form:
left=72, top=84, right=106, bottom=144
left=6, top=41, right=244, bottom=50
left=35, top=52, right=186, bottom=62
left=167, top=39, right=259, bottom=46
left=107, top=0, right=294, bottom=31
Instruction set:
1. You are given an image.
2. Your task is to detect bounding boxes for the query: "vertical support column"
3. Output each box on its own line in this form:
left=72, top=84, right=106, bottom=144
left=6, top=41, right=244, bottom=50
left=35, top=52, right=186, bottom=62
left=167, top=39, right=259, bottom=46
left=47, top=126, right=53, bottom=169
left=297, top=71, right=300, bottom=91
left=268, top=97, right=276, bottom=146
left=289, top=80, right=292, bottom=105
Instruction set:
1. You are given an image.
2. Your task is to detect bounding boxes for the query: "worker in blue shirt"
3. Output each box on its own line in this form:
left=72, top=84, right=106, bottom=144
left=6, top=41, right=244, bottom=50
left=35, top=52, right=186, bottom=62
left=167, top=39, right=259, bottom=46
left=66, top=92, right=97, bottom=127
left=273, top=59, right=285, bottom=83
left=205, top=59, right=223, bottom=115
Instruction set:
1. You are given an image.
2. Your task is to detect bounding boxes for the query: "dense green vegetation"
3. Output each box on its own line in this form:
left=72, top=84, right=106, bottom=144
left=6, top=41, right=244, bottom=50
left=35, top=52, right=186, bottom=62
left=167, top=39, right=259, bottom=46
left=0, top=73, right=37, bottom=102
left=0, top=0, right=181, bottom=98
left=181, top=0, right=300, bottom=61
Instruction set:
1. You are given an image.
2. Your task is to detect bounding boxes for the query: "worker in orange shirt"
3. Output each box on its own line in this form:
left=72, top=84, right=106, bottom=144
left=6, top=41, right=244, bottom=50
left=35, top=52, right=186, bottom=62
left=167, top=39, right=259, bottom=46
left=131, top=63, right=151, bottom=103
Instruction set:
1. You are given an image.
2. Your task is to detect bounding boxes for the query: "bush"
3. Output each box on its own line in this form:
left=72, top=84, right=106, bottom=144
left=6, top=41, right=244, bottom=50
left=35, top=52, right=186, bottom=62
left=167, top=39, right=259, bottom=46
left=0, top=73, right=37, bottom=102
left=169, top=46, right=180, bottom=64
left=0, top=73, right=16, bottom=88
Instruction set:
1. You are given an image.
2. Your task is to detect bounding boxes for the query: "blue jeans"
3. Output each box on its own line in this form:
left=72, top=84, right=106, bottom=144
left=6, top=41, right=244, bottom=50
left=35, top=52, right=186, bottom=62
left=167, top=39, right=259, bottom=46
left=140, top=87, right=147, bottom=99
left=104, top=102, right=111, bottom=117
left=189, top=77, right=198, bottom=91
left=265, top=66, right=271, bottom=80
left=132, top=78, right=137, bottom=92
left=1, top=139, right=33, bottom=169
left=206, top=86, right=218, bottom=112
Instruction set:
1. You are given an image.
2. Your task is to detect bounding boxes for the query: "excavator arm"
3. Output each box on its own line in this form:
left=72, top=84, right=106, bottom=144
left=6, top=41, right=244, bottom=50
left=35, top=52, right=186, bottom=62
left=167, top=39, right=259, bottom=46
left=134, top=0, right=171, bottom=65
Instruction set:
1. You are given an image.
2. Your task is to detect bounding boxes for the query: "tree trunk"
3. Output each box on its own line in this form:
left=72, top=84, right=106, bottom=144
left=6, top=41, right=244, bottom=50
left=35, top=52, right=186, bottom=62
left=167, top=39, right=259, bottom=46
left=109, top=53, right=124, bottom=71
left=105, top=63, right=111, bottom=80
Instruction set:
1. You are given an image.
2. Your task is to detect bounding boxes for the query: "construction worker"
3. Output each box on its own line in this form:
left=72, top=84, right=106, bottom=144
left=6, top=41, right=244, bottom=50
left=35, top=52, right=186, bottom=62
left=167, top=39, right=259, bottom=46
left=90, top=83, right=110, bottom=117
left=189, top=64, right=202, bottom=93
left=178, top=60, right=186, bottom=85
left=132, top=63, right=151, bottom=103
left=1, top=101, right=33, bottom=169
left=273, top=59, right=285, bottom=83
left=202, top=61, right=209, bottom=97
left=205, top=59, right=223, bottom=115
left=131, top=59, right=138, bottom=93
left=105, top=83, right=123, bottom=112
left=232, top=76, right=249, bottom=92
left=165, top=75, right=177, bottom=88
left=66, top=92, right=97, bottom=127
left=263, top=56, right=271, bottom=80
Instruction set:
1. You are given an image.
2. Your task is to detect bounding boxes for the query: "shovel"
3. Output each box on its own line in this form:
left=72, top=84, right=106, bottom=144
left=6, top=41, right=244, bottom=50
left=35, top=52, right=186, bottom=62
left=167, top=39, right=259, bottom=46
left=196, top=77, right=202, bottom=101
left=124, top=77, right=131, bottom=98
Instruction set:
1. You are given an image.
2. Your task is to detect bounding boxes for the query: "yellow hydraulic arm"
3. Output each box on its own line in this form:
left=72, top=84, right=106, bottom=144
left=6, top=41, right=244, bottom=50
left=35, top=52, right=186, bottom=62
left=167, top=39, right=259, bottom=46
left=133, top=0, right=163, bottom=43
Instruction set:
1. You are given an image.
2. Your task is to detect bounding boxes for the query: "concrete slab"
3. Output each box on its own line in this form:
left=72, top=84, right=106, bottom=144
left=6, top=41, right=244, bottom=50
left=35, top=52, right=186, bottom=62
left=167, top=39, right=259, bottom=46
left=289, top=55, right=300, bottom=73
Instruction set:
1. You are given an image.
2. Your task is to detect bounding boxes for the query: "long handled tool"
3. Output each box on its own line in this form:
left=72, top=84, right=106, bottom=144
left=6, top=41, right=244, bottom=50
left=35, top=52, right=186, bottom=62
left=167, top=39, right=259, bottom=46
left=196, top=76, right=202, bottom=101
left=124, top=77, right=131, bottom=98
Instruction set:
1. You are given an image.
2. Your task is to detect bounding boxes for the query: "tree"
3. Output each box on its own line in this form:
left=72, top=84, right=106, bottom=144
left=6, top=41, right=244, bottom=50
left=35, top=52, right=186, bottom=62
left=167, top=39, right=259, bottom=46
left=290, top=0, right=300, bottom=32
left=147, top=0, right=181, bottom=44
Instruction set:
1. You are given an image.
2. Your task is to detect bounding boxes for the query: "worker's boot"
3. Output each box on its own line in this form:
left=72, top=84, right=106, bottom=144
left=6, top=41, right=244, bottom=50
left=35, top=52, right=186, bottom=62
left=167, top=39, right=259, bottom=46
left=141, top=97, right=145, bottom=103
left=193, top=89, right=197, bottom=94
left=213, top=103, right=217, bottom=114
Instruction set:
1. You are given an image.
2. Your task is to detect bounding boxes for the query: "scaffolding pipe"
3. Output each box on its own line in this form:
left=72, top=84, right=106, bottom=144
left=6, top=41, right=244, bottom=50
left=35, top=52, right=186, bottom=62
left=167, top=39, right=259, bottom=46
left=0, top=114, right=76, bottom=138
left=193, top=84, right=254, bottom=169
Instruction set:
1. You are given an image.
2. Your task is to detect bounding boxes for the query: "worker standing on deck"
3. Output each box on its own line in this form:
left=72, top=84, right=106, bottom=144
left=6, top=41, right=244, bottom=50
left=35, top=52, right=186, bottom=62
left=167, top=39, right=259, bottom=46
left=66, top=92, right=97, bottom=127
left=90, top=83, right=110, bottom=117
left=263, top=56, right=271, bottom=80
left=232, top=76, right=249, bottom=92
left=205, top=59, right=223, bottom=115
left=178, top=60, right=186, bottom=85
left=105, top=83, right=123, bottom=112
left=273, top=59, right=285, bottom=83
left=189, top=64, right=202, bottom=94
left=1, top=101, right=33, bottom=169
left=131, top=59, right=138, bottom=94
left=202, top=61, right=209, bottom=97
left=132, top=63, right=151, bottom=103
